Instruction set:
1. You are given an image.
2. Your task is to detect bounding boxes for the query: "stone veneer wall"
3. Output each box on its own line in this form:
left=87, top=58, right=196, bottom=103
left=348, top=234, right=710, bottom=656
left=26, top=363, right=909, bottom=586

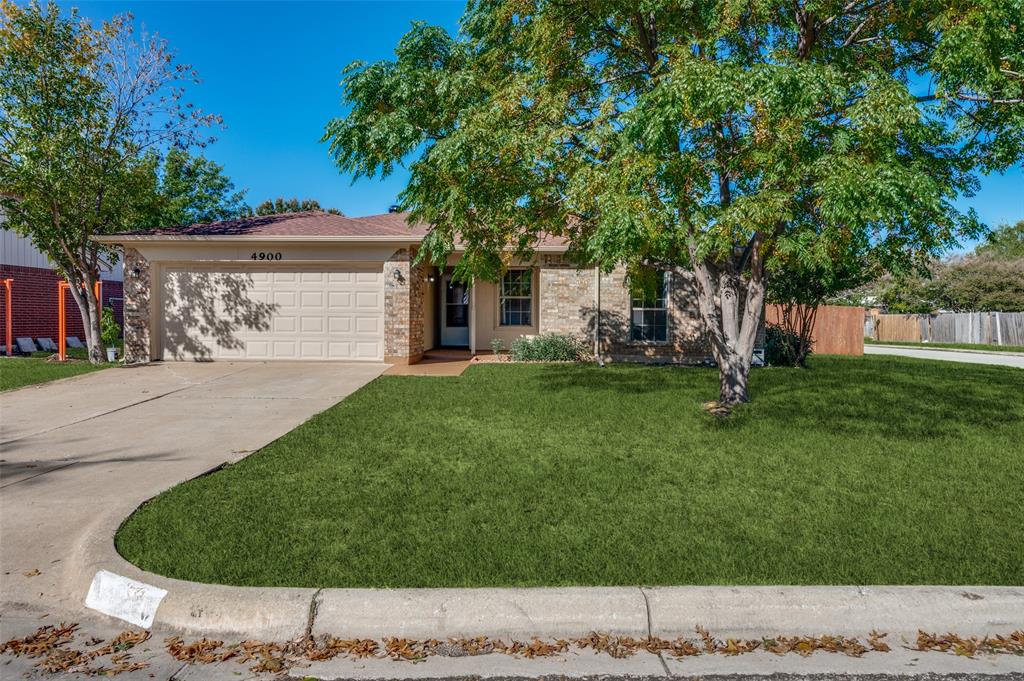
left=383, top=248, right=425, bottom=363
left=122, top=247, right=152, bottom=364
left=538, top=255, right=596, bottom=339
left=536, top=255, right=721, bottom=364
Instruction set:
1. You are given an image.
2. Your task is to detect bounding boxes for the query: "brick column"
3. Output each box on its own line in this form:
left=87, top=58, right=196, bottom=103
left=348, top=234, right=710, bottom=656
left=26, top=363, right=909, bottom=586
left=122, top=247, right=152, bottom=364
left=383, top=248, right=425, bottom=364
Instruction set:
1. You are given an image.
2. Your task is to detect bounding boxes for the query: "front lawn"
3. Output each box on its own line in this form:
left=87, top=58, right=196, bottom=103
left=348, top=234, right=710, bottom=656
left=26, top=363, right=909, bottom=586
left=865, top=339, right=1024, bottom=353
left=0, top=356, right=113, bottom=391
left=116, top=355, right=1024, bottom=588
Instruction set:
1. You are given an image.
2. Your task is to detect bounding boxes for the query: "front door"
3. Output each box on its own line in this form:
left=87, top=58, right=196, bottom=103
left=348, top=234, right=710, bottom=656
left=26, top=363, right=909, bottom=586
left=441, top=273, right=469, bottom=347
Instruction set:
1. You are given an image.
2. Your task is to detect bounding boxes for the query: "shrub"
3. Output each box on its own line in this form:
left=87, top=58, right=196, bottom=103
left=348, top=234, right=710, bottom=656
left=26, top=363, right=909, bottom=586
left=509, top=334, right=586, bottom=362
left=490, top=337, right=505, bottom=355
left=101, top=307, right=121, bottom=349
left=764, top=324, right=811, bottom=367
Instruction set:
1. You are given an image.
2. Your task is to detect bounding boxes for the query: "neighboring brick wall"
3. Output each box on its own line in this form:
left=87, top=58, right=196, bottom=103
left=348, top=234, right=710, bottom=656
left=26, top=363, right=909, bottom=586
left=383, top=248, right=425, bottom=364
left=122, top=248, right=152, bottom=364
left=0, top=263, right=123, bottom=347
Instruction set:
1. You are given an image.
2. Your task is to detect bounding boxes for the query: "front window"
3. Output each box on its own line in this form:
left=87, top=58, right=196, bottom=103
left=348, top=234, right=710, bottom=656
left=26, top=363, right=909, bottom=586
left=500, top=269, right=532, bottom=326
left=631, top=270, right=668, bottom=342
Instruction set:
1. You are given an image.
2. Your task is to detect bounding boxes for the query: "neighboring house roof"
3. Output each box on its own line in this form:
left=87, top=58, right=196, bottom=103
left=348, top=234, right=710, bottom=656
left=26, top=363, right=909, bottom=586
left=93, top=210, right=569, bottom=250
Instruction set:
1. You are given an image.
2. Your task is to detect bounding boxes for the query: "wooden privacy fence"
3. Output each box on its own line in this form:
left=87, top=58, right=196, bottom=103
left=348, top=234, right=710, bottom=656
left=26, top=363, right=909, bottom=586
left=866, top=311, right=1024, bottom=346
left=765, top=304, right=864, bottom=356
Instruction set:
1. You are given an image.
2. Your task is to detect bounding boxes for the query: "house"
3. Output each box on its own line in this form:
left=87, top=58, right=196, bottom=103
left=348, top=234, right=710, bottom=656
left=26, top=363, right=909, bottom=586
left=1, top=210, right=124, bottom=344
left=94, top=210, right=730, bottom=365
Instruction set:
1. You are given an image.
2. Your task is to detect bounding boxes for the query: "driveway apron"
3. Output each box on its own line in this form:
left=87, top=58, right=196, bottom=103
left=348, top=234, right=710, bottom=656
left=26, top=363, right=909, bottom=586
left=0, top=361, right=385, bottom=617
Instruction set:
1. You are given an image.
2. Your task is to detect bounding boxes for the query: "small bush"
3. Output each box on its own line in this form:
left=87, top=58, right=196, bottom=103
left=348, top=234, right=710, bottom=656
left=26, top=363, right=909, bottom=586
left=490, top=337, right=505, bottom=355
left=101, top=307, right=121, bottom=349
left=509, top=334, right=586, bottom=362
left=764, top=324, right=811, bottom=367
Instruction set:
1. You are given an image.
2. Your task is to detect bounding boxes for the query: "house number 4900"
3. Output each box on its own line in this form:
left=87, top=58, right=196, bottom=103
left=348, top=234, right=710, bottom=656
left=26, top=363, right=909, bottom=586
left=250, top=251, right=283, bottom=261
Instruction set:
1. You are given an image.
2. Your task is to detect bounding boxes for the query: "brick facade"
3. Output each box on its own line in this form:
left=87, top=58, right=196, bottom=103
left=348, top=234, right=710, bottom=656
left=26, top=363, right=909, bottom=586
left=383, top=248, right=426, bottom=364
left=0, top=263, right=123, bottom=348
left=122, top=248, right=152, bottom=364
left=536, top=258, right=717, bottom=364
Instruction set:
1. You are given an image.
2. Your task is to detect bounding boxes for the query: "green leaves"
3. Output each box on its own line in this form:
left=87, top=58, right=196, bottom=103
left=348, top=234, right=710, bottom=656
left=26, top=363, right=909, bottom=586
left=323, top=0, right=1019, bottom=399
left=141, top=149, right=249, bottom=227
left=1, top=0, right=222, bottom=358
left=325, top=0, right=1019, bottom=272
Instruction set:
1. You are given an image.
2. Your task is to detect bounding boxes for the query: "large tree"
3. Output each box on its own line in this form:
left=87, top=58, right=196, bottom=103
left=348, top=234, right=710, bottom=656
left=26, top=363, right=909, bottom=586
left=0, top=1, right=218, bottom=362
left=139, top=148, right=251, bottom=227
left=325, top=0, right=1022, bottom=405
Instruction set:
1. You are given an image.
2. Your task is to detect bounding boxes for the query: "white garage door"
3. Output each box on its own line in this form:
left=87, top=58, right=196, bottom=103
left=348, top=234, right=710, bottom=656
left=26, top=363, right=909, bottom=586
left=160, top=265, right=384, bottom=361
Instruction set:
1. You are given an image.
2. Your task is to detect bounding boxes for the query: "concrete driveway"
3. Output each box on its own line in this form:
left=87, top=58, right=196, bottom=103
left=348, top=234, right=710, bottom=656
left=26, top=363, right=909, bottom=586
left=865, top=344, right=1024, bottom=368
left=0, top=361, right=385, bottom=618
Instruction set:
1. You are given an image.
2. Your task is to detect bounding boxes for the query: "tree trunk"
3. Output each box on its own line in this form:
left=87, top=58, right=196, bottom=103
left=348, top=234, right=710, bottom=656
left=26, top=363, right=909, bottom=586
left=66, top=270, right=105, bottom=364
left=717, top=347, right=750, bottom=404
left=687, top=237, right=767, bottom=406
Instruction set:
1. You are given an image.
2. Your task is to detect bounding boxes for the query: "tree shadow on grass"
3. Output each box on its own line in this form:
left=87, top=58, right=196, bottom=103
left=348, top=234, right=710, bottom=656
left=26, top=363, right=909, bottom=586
left=518, top=362, right=716, bottom=396
left=515, top=355, right=1021, bottom=440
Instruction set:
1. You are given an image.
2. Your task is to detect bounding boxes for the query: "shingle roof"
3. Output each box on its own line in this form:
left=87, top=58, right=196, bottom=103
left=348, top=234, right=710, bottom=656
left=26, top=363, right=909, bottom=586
left=109, top=211, right=430, bottom=238
left=100, top=210, right=569, bottom=249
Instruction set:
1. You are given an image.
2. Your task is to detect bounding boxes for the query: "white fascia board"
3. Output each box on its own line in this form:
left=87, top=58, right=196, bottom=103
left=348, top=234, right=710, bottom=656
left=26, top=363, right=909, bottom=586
left=91, top=234, right=569, bottom=253
left=91, top=235, right=422, bottom=244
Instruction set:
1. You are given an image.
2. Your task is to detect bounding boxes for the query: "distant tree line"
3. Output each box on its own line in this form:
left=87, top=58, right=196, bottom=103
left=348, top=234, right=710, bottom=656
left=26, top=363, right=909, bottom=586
left=834, top=222, right=1024, bottom=313
left=254, top=198, right=343, bottom=216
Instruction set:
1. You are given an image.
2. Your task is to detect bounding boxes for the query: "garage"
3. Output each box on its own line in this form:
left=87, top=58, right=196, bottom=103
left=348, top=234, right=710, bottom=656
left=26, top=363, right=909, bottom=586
left=160, top=264, right=384, bottom=361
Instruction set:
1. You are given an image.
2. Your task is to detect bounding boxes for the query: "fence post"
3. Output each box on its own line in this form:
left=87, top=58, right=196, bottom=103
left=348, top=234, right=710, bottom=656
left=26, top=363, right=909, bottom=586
left=3, top=278, right=11, bottom=357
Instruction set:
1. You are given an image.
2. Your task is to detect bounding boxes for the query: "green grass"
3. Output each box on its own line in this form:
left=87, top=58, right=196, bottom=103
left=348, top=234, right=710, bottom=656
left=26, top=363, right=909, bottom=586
left=0, top=355, right=113, bottom=391
left=865, top=338, right=1024, bottom=353
left=115, top=355, right=1024, bottom=588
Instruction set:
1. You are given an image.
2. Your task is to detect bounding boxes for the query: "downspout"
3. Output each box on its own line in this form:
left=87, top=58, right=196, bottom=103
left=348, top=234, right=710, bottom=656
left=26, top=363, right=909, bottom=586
left=594, top=264, right=604, bottom=367
left=469, top=276, right=477, bottom=355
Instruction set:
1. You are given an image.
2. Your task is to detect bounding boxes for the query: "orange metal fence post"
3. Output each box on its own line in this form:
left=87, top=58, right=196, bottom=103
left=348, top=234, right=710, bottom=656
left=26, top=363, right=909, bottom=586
left=58, top=281, right=68, bottom=361
left=3, top=279, right=12, bottom=357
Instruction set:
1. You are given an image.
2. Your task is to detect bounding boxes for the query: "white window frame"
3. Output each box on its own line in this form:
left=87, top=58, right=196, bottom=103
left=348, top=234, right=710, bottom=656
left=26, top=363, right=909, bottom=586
left=630, top=271, right=669, bottom=343
left=499, top=269, right=533, bottom=327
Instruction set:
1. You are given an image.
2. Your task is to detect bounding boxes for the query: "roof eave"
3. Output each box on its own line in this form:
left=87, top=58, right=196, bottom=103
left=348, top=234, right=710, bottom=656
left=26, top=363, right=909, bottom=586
left=92, top=234, right=425, bottom=244
left=91, top=234, right=570, bottom=252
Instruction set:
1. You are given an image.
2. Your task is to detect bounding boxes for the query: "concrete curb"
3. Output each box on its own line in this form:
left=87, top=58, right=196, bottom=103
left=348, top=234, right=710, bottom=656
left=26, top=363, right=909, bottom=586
left=63, top=490, right=1024, bottom=642
left=78, top=534, right=1024, bottom=641
left=312, top=587, right=650, bottom=639
left=13, top=496, right=1024, bottom=642
left=644, top=585, right=1024, bottom=638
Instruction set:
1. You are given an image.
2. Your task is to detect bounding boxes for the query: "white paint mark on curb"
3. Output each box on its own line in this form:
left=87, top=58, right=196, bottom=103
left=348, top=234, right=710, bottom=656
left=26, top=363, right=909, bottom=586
left=85, top=570, right=167, bottom=629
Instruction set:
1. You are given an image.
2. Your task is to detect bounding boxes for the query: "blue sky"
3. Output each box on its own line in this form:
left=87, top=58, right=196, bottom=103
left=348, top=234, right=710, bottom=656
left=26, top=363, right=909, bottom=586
left=62, top=1, right=1023, bottom=249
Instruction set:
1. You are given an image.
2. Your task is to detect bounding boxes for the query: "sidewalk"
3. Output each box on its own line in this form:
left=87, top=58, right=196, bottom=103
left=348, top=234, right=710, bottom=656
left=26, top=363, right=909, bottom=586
left=864, top=344, right=1024, bottom=368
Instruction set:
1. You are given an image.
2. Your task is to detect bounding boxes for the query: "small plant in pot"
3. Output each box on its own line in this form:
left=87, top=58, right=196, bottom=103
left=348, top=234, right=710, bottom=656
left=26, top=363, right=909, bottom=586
left=101, top=307, right=121, bottom=362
